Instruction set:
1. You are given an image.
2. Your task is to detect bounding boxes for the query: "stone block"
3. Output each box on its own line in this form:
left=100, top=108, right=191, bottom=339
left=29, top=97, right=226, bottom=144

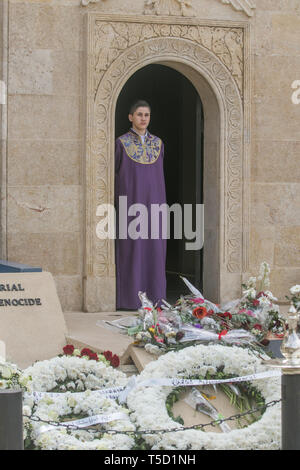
left=252, top=140, right=300, bottom=183
left=274, top=226, right=300, bottom=267
left=9, top=2, right=84, bottom=51
left=8, top=140, right=81, bottom=186
left=8, top=95, right=80, bottom=140
left=250, top=225, right=275, bottom=268
left=253, top=55, right=300, bottom=104
left=64, top=312, right=133, bottom=359
left=53, top=275, right=83, bottom=312
left=251, top=183, right=300, bottom=228
left=7, top=232, right=82, bottom=275
left=270, top=267, right=300, bottom=302
left=0, top=271, right=67, bottom=368
left=254, top=97, right=300, bottom=142
left=7, top=185, right=82, bottom=233
left=9, top=48, right=54, bottom=95
left=257, top=1, right=300, bottom=12
left=271, top=14, right=300, bottom=56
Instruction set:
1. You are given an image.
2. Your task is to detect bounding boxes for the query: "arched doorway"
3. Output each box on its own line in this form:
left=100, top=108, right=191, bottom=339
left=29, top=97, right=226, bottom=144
left=115, top=64, right=204, bottom=303
left=84, top=19, right=249, bottom=313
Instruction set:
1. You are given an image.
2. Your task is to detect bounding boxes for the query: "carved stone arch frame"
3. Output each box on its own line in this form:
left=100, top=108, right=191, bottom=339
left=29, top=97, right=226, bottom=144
left=83, top=14, right=251, bottom=312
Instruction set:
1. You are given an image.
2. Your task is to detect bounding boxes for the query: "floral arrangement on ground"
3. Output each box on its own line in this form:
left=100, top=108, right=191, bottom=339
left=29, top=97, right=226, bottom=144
left=1, top=341, right=282, bottom=450
left=24, top=391, right=136, bottom=450
left=117, top=262, right=288, bottom=356
left=126, top=343, right=281, bottom=450
left=21, top=348, right=132, bottom=449
left=21, top=349, right=126, bottom=394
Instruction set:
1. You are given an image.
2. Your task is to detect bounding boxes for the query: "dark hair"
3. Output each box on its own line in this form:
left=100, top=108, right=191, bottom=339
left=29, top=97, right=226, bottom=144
left=129, top=100, right=151, bottom=115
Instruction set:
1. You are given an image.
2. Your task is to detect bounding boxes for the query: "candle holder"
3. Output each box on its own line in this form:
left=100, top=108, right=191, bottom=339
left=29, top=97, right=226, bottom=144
left=262, top=303, right=300, bottom=450
left=264, top=304, right=300, bottom=371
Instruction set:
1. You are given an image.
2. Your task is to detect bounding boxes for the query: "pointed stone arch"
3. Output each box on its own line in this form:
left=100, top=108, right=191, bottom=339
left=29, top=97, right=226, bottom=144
left=83, top=14, right=251, bottom=312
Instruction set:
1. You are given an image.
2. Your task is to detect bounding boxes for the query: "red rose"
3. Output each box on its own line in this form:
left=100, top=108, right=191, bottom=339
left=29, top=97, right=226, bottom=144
left=253, top=323, right=262, bottom=331
left=110, top=354, right=120, bottom=368
left=63, top=344, right=74, bottom=355
left=89, top=352, right=98, bottom=361
left=218, top=312, right=232, bottom=320
left=103, top=350, right=113, bottom=361
left=81, top=348, right=93, bottom=357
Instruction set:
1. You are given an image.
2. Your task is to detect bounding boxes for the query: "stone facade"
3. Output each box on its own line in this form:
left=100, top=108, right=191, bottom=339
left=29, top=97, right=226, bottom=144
left=0, top=0, right=299, bottom=311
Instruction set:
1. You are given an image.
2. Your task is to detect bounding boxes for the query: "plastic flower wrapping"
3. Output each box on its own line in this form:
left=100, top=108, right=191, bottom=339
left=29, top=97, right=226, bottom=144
left=103, top=262, right=287, bottom=354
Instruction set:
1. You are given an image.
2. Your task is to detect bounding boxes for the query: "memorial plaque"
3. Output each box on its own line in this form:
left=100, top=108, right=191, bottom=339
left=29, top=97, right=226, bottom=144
left=0, top=272, right=67, bottom=368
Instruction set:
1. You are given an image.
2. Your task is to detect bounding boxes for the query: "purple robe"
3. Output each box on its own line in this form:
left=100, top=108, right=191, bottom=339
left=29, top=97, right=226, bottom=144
left=115, top=129, right=167, bottom=310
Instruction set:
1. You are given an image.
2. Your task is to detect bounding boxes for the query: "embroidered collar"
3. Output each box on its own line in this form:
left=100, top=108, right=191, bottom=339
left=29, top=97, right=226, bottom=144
left=130, top=128, right=149, bottom=142
left=119, top=130, right=162, bottom=165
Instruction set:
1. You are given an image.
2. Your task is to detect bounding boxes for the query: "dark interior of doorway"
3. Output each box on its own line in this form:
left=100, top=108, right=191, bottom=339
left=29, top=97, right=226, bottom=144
left=115, top=64, right=204, bottom=304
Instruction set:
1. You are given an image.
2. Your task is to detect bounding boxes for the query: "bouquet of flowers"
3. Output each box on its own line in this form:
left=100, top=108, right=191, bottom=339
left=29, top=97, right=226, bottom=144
left=286, top=285, right=300, bottom=312
left=126, top=262, right=286, bottom=354
left=225, top=262, right=286, bottom=340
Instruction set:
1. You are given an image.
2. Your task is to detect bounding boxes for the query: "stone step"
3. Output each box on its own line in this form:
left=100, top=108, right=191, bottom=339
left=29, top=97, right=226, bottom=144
left=64, top=312, right=137, bottom=365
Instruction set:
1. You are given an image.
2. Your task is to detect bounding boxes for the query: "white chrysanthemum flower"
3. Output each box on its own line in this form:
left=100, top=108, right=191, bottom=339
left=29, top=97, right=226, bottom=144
left=259, top=296, right=272, bottom=307
left=290, top=285, right=300, bottom=295
left=244, top=288, right=256, bottom=299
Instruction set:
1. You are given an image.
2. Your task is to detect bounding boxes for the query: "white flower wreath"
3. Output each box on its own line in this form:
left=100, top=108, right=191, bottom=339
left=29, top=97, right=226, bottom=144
left=127, top=344, right=281, bottom=450
left=21, top=355, right=128, bottom=393
left=25, top=391, right=135, bottom=450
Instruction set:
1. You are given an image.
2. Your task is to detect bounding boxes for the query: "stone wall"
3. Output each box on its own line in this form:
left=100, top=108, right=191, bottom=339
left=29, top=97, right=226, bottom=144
left=1, top=0, right=299, bottom=310
left=249, top=1, right=300, bottom=301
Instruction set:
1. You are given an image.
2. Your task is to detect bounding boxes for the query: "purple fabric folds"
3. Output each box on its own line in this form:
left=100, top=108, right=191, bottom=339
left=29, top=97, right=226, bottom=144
left=115, top=129, right=167, bottom=310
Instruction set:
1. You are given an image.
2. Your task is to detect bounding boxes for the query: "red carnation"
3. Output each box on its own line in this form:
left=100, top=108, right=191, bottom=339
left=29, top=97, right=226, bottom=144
left=103, top=350, right=113, bottom=361
left=63, top=344, right=74, bottom=356
left=252, top=299, right=260, bottom=307
left=253, top=323, right=262, bottom=330
left=110, top=354, right=120, bottom=368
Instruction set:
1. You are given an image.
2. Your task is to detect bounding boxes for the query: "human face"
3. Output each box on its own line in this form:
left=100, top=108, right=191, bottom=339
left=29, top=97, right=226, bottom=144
left=128, top=106, right=151, bottom=135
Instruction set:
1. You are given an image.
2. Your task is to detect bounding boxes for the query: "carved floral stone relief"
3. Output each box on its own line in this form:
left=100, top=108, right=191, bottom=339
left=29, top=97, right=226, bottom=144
left=144, top=0, right=195, bottom=16
left=93, top=22, right=244, bottom=98
left=81, top=0, right=256, bottom=17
